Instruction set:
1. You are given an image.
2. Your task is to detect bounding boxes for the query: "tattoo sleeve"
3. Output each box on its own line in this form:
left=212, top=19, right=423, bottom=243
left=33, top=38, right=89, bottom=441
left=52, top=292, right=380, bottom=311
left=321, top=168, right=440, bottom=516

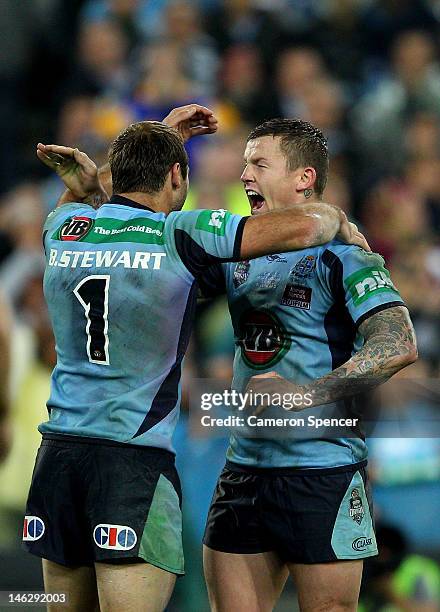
left=305, top=306, right=417, bottom=407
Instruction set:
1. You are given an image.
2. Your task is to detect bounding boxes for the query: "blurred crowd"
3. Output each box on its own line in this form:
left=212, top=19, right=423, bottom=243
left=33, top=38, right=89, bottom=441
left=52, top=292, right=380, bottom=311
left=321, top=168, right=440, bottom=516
left=0, top=0, right=440, bottom=610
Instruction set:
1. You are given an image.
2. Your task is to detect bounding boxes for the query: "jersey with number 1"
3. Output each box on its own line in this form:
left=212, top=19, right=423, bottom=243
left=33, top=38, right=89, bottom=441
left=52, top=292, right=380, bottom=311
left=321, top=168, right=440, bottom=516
left=40, top=196, right=246, bottom=452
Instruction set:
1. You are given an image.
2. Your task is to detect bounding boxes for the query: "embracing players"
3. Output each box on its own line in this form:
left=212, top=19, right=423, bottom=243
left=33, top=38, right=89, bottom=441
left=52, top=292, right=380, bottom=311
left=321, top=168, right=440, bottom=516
left=25, top=106, right=366, bottom=612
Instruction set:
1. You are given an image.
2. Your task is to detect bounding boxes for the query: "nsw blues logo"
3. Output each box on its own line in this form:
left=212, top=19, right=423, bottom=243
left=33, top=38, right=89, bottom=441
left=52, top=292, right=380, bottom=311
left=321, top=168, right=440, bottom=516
left=23, top=516, right=45, bottom=541
left=93, top=524, right=137, bottom=551
left=291, top=255, right=316, bottom=279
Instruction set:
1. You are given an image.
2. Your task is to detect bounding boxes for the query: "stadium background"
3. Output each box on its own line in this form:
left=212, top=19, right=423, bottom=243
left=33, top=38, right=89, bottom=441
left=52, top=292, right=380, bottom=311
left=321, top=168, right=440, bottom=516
left=0, top=0, right=439, bottom=609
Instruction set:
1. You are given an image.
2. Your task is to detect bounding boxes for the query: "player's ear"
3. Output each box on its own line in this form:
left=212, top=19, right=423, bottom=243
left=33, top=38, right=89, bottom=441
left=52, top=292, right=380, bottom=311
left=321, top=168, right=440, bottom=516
left=296, top=167, right=316, bottom=193
left=170, top=163, right=182, bottom=190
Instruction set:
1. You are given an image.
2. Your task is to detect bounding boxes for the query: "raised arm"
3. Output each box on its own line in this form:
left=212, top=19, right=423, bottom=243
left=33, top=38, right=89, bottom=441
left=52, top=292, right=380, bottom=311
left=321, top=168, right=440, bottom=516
left=36, top=143, right=109, bottom=209
left=41, top=104, right=218, bottom=208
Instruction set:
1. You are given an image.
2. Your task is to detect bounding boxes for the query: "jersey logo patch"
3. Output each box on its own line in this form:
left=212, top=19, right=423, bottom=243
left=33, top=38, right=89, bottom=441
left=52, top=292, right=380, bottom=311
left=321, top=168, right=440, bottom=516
left=266, top=254, right=288, bottom=263
left=93, top=524, right=137, bottom=550
left=281, top=284, right=312, bottom=309
left=239, top=309, right=290, bottom=369
left=345, top=266, right=399, bottom=306
left=60, top=216, right=94, bottom=241
left=349, top=488, right=364, bottom=524
left=233, top=260, right=250, bottom=288
left=195, top=209, right=230, bottom=235
left=290, top=255, right=316, bottom=279
left=23, top=516, right=45, bottom=541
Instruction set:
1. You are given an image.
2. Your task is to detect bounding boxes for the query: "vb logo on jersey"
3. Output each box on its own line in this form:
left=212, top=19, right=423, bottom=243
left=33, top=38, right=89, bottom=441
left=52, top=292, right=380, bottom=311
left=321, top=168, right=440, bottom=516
left=59, top=216, right=94, bottom=241
left=346, top=266, right=399, bottom=306
left=23, top=516, right=45, bottom=541
left=93, top=524, right=137, bottom=551
left=195, top=209, right=231, bottom=235
left=238, top=309, right=291, bottom=369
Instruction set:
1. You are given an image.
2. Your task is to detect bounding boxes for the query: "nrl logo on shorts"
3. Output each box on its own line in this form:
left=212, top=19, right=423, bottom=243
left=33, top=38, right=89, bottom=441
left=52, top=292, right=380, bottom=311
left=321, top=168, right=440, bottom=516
left=233, top=260, right=250, bottom=288
left=60, top=216, right=94, bottom=241
left=349, top=488, right=364, bottom=524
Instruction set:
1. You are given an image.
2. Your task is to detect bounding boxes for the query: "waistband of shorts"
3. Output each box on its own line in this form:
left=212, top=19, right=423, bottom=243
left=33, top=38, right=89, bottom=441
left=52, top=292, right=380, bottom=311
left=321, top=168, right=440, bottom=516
left=41, top=433, right=175, bottom=459
left=225, top=459, right=367, bottom=476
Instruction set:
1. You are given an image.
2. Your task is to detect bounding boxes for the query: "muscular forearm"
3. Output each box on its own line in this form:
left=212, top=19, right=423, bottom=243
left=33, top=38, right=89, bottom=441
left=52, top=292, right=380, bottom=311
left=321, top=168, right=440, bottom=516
left=303, top=307, right=417, bottom=408
left=241, top=204, right=341, bottom=259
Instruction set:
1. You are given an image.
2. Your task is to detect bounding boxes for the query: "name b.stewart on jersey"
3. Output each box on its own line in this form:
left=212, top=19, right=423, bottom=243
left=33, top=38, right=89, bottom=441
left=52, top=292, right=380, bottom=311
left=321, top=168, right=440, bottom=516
left=48, top=248, right=166, bottom=269
left=40, top=199, right=246, bottom=450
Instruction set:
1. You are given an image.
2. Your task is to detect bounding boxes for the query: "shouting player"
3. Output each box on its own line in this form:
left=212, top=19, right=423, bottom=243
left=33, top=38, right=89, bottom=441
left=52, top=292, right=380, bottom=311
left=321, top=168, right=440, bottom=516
left=25, top=106, right=366, bottom=612
left=201, top=119, right=417, bottom=612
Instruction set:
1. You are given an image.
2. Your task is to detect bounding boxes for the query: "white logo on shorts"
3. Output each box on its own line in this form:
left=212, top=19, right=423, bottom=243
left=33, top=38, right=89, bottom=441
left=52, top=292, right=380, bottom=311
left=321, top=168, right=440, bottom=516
left=93, top=524, right=137, bottom=550
left=23, top=516, right=45, bottom=541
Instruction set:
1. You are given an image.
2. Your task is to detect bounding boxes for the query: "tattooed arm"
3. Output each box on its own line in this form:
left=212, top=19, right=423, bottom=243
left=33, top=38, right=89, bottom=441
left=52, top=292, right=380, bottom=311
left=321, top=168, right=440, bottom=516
left=248, top=306, right=417, bottom=410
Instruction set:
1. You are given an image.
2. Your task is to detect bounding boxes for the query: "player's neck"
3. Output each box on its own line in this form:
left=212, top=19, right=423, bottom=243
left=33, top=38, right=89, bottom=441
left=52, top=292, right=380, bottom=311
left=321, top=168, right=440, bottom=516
left=296, top=192, right=323, bottom=205
left=118, top=192, right=170, bottom=214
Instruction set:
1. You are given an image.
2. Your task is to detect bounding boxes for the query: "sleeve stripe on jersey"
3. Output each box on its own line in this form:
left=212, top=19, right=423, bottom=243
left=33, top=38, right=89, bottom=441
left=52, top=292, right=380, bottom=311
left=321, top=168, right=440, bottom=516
left=42, top=230, right=48, bottom=256
left=355, top=301, right=408, bottom=329
left=232, top=217, right=248, bottom=261
left=174, top=229, right=221, bottom=278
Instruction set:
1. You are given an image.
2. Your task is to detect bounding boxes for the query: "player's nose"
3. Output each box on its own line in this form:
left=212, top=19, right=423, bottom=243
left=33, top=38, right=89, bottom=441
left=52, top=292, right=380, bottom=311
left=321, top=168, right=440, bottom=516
left=240, top=165, right=253, bottom=183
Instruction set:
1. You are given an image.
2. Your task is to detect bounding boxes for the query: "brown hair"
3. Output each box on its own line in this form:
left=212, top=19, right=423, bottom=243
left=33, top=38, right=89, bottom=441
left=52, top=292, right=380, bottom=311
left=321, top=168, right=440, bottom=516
left=247, top=118, right=329, bottom=196
left=109, top=121, right=188, bottom=194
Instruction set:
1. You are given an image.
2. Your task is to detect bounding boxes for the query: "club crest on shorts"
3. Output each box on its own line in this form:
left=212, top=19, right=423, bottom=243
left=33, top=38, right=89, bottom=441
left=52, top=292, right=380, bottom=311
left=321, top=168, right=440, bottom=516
left=60, top=216, right=94, bottom=241
left=349, top=488, right=364, bottom=524
left=93, top=524, right=137, bottom=550
left=23, top=516, right=45, bottom=541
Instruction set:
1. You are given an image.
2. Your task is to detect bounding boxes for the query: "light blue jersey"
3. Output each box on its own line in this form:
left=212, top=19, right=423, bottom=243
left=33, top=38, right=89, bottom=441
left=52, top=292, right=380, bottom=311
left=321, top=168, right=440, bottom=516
left=200, top=242, right=405, bottom=468
left=40, top=196, right=246, bottom=452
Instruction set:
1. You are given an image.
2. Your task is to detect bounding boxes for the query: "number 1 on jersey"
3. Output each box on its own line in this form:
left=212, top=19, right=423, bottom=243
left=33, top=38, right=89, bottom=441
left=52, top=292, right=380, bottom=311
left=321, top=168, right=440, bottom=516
left=73, top=275, right=110, bottom=365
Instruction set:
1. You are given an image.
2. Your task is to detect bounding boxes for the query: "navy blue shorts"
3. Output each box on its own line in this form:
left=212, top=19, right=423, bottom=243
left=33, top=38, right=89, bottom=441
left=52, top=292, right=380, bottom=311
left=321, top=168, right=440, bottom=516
left=204, top=460, right=378, bottom=563
left=23, top=434, right=184, bottom=573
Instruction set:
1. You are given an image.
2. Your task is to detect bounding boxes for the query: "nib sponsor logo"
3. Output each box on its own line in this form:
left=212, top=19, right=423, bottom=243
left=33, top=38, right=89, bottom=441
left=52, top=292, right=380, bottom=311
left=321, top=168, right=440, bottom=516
left=351, top=537, right=373, bottom=552
left=93, top=524, right=137, bottom=550
left=23, top=516, right=45, bottom=541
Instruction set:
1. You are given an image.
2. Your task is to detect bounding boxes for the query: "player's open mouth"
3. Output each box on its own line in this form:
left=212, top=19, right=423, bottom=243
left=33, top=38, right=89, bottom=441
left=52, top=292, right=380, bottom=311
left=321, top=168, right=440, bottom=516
left=246, top=189, right=266, bottom=213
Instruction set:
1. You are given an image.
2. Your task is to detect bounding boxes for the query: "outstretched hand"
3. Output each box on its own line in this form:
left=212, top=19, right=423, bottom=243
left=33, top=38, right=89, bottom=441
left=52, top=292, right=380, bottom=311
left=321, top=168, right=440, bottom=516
left=36, top=143, right=100, bottom=199
left=162, top=104, right=218, bottom=142
left=337, top=211, right=371, bottom=252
